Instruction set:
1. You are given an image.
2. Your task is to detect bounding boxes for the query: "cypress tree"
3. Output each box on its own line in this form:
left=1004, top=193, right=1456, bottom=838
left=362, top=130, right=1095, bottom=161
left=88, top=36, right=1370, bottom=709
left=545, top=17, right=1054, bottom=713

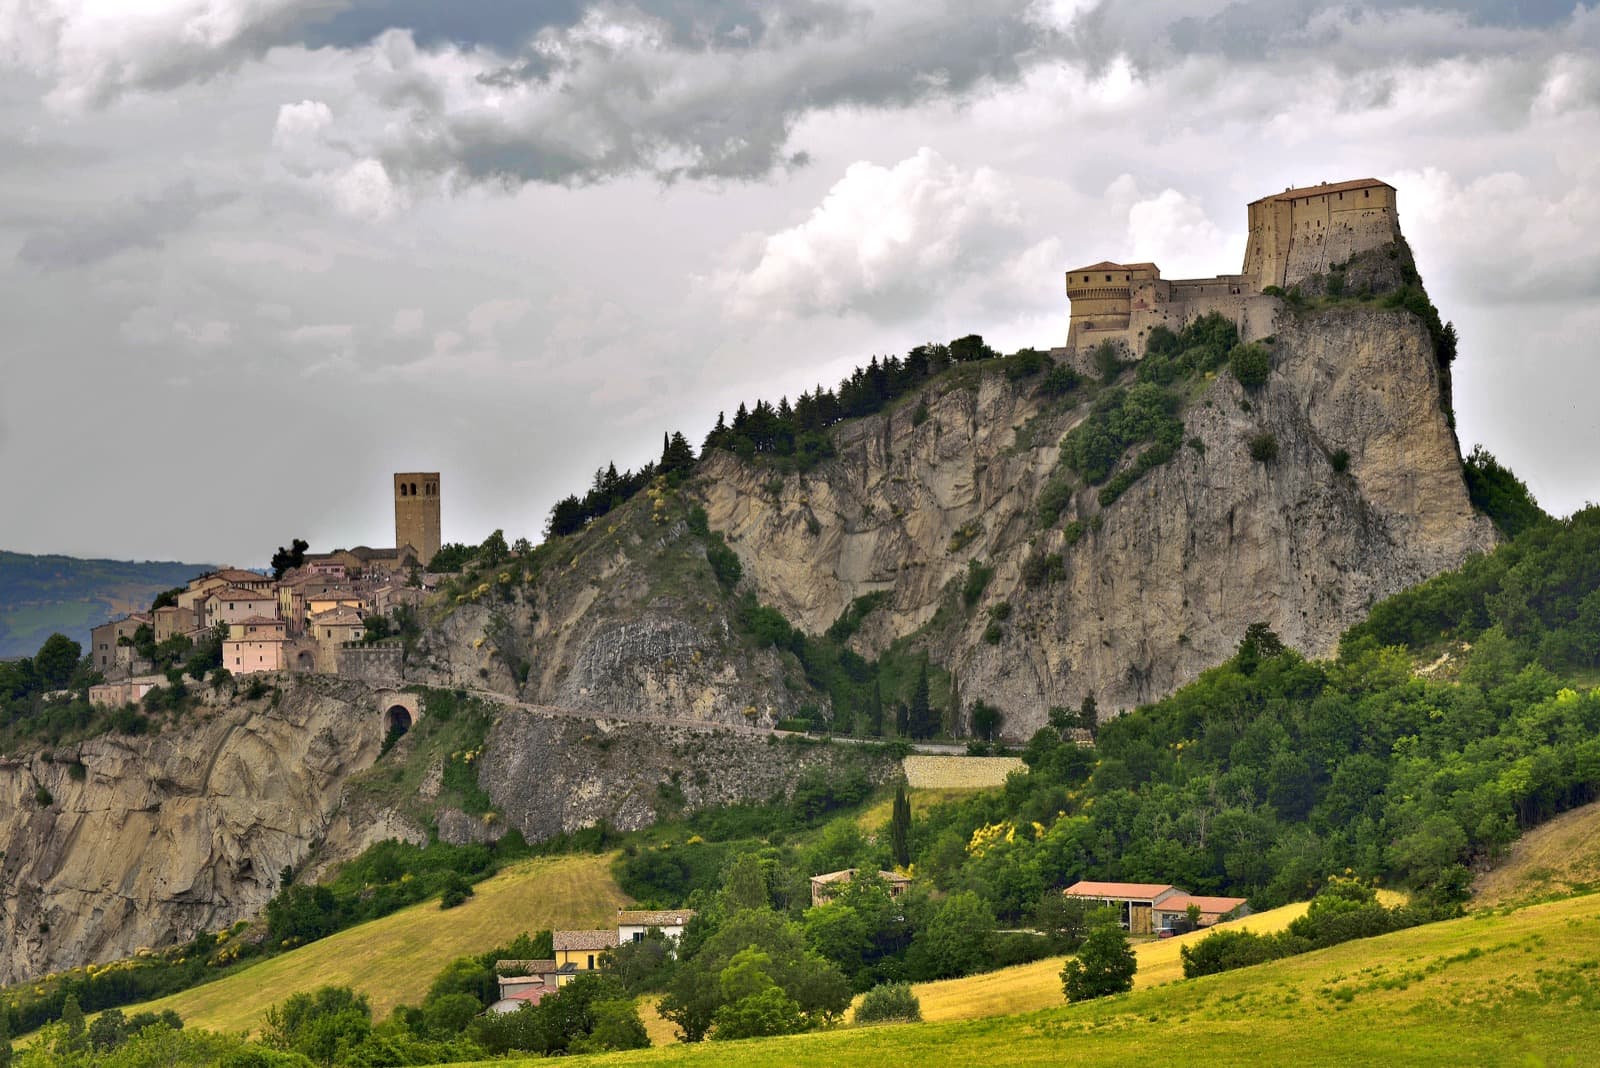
left=890, top=783, right=911, bottom=868
left=908, top=661, right=933, bottom=740
left=60, top=994, right=85, bottom=1052
left=1, top=1001, right=13, bottom=1068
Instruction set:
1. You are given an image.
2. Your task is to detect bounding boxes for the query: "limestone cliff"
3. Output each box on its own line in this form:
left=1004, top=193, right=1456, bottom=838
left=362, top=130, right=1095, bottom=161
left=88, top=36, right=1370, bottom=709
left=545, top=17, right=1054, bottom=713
left=697, top=304, right=1494, bottom=732
left=0, top=677, right=388, bottom=986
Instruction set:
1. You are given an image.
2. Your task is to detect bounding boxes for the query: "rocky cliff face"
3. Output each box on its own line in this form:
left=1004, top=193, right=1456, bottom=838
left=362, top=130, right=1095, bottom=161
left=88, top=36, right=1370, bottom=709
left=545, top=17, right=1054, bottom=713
left=478, top=710, right=897, bottom=843
left=0, top=677, right=387, bottom=986
left=698, top=304, right=1495, bottom=733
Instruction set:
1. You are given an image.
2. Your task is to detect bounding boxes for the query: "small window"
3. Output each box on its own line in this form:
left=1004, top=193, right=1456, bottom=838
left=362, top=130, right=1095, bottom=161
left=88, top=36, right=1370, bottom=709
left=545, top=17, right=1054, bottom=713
left=587, top=954, right=595, bottom=970
left=399, top=484, right=407, bottom=497
left=1364, top=190, right=1369, bottom=198
left=633, top=932, right=644, bottom=943
left=1105, top=273, right=1112, bottom=281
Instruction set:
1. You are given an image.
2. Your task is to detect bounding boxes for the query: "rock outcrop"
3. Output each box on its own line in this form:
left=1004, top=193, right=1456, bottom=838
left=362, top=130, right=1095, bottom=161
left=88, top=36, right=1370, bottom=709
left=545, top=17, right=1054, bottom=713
left=0, top=677, right=386, bottom=986
left=698, top=303, right=1494, bottom=732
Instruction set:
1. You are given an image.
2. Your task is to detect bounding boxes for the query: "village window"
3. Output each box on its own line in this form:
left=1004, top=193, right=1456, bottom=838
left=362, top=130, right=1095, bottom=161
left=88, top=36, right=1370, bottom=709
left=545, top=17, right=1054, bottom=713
left=587, top=954, right=595, bottom=969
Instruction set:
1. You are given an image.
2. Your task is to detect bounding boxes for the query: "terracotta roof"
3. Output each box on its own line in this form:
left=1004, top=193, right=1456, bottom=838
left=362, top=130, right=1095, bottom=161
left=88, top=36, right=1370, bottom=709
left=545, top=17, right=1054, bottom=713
left=1121, top=261, right=1160, bottom=271
left=507, top=986, right=553, bottom=1004
left=1064, top=880, right=1182, bottom=900
left=214, top=568, right=271, bottom=583
left=309, top=607, right=365, bottom=626
left=553, top=929, right=616, bottom=952
left=208, top=586, right=276, bottom=602
left=1251, top=178, right=1392, bottom=204
left=617, top=909, right=696, bottom=927
left=1154, top=894, right=1249, bottom=915
left=238, top=616, right=283, bottom=626
left=1066, top=260, right=1131, bottom=274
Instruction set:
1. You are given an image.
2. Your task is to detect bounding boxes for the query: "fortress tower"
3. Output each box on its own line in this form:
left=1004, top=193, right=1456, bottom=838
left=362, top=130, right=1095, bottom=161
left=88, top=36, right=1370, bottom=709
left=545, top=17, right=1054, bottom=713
left=394, top=473, right=441, bottom=567
left=1241, top=178, right=1399, bottom=291
left=1060, top=178, right=1401, bottom=360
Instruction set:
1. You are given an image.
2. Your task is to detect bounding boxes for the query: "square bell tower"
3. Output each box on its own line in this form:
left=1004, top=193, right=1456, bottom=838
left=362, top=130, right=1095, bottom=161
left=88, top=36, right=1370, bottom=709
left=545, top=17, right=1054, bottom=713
left=394, top=472, right=441, bottom=567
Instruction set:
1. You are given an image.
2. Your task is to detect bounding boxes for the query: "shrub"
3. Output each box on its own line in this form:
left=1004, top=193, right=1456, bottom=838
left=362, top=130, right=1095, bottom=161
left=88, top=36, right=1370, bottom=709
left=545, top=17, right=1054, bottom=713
left=911, top=398, right=930, bottom=427
left=1330, top=448, right=1350, bottom=474
left=1061, top=923, right=1136, bottom=1001
left=961, top=560, right=994, bottom=608
left=1021, top=550, right=1065, bottom=589
left=982, top=621, right=1003, bottom=645
left=705, top=535, right=743, bottom=591
left=1179, top=929, right=1288, bottom=978
left=1463, top=445, right=1546, bottom=538
left=1249, top=433, right=1279, bottom=463
left=1092, top=342, right=1123, bottom=382
left=1005, top=348, right=1050, bottom=381
left=439, top=873, right=474, bottom=910
left=1229, top=343, right=1272, bottom=388
left=1039, top=364, right=1081, bottom=399
left=1036, top=475, right=1075, bottom=527
left=34, top=784, right=53, bottom=807
left=854, top=982, right=922, bottom=1024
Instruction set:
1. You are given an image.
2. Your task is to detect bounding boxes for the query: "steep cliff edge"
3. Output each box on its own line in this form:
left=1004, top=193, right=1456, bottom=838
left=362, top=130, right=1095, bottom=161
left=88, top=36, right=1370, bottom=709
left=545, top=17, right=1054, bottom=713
left=0, top=677, right=388, bottom=986
left=697, top=303, right=1494, bottom=731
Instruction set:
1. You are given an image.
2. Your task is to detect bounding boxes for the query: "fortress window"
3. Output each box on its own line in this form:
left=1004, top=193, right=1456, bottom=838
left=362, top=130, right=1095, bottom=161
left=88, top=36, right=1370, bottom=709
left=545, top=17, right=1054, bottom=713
left=1105, top=274, right=1112, bottom=281
left=400, top=484, right=407, bottom=497
left=410, top=482, right=417, bottom=496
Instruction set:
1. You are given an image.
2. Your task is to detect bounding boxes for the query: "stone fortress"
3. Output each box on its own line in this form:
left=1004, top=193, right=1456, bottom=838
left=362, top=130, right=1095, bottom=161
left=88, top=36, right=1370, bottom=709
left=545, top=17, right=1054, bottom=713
left=1059, top=178, right=1400, bottom=360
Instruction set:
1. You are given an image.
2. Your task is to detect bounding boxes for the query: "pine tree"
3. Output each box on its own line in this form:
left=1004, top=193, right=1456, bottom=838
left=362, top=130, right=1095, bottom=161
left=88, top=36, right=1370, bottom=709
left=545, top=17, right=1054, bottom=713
left=890, top=783, right=911, bottom=868
left=908, top=661, right=933, bottom=740
left=1079, top=693, right=1099, bottom=737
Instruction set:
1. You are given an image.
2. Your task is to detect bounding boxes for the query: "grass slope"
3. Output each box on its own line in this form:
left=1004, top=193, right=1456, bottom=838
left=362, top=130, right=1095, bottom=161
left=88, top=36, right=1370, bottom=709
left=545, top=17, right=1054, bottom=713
left=121, top=853, right=627, bottom=1035
left=1473, top=796, right=1600, bottom=908
left=470, top=891, right=1600, bottom=1067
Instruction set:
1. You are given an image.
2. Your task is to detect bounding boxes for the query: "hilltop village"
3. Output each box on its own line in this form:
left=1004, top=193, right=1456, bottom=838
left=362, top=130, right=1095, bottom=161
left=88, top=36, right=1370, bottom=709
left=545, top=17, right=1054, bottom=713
left=84, top=473, right=443, bottom=707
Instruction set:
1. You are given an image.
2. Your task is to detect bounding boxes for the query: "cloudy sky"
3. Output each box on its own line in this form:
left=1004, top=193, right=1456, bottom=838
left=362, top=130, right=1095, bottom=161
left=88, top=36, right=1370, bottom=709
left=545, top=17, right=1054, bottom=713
left=1, top=0, right=1597, bottom=566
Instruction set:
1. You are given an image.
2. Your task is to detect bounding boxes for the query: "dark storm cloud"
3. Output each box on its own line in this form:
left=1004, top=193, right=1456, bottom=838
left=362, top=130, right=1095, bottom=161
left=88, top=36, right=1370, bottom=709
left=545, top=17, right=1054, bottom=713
left=356, top=1, right=1051, bottom=187
left=298, top=0, right=848, bottom=51
left=17, top=183, right=234, bottom=270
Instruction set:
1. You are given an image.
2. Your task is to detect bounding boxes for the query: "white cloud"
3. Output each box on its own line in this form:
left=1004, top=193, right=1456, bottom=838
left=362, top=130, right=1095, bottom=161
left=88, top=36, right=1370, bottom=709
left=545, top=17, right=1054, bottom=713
left=272, top=98, right=332, bottom=152
left=1125, top=187, right=1231, bottom=279
left=709, top=148, right=1032, bottom=321
left=3, top=0, right=332, bottom=109
left=326, top=158, right=405, bottom=220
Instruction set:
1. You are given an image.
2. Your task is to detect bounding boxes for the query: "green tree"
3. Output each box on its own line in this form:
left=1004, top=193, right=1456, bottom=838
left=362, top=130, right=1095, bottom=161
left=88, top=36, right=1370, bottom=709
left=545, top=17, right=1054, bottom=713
left=263, top=986, right=372, bottom=1065
left=58, top=994, right=86, bottom=1052
left=1079, top=693, right=1099, bottom=735
left=907, top=661, right=935, bottom=739
left=87, top=1007, right=128, bottom=1051
left=890, top=782, right=911, bottom=868
left=572, top=998, right=650, bottom=1052
left=854, top=981, right=921, bottom=1024
left=33, top=633, right=82, bottom=691
left=271, top=538, right=310, bottom=579
left=969, top=699, right=1003, bottom=742
left=1463, top=445, right=1546, bottom=538
left=722, top=853, right=770, bottom=912
left=0, top=1002, right=13, bottom=1068
left=1229, top=342, right=1272, bottom=388
left=661, top=431, right=697, bottom=477
left=479, top=529, right=510, bottom=567
left=1061, top=922, right=1136, bottom=1001
left=907, top=891, right=995, bottom=980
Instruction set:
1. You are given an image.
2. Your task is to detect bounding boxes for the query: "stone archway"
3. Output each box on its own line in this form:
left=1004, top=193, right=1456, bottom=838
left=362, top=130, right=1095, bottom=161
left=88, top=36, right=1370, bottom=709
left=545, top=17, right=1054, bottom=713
left=386, top=704, right=412, bottom=735
left=376, top=690, right=421, bottom=743
left=295, top=649, right=315, bottom=672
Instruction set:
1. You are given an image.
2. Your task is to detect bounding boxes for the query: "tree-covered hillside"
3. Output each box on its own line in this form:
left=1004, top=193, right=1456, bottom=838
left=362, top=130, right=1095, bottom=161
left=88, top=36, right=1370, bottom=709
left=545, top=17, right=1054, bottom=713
left=0, top=552, right=212, bottom=659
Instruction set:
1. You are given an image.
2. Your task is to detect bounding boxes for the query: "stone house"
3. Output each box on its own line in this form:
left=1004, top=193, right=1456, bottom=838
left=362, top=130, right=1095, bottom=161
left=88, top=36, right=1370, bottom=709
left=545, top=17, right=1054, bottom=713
left=552, top=930, right=614, bottom=975
left=203, top=587, right=280, bottom=629
left=809, top=869, right=912, bottom=908
left=617, top=909, right=696, bottom=945
left=89, top=615, right=147, bottom=674
left=309, top=606, right=365, bottom=644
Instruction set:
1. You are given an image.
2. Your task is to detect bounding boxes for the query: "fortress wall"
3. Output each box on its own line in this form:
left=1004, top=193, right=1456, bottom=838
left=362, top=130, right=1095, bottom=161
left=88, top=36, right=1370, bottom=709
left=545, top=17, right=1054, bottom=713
left=1282, top=206, right=1399, bottom=288
left=337, top=642, right=405, bottom=685
left=1128, top=290, right=1280, bottom=350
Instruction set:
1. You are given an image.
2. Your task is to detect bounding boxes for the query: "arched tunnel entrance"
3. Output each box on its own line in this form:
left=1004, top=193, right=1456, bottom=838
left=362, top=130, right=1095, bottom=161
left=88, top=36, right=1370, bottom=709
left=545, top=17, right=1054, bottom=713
left=385, top=705, right=413, bottom=737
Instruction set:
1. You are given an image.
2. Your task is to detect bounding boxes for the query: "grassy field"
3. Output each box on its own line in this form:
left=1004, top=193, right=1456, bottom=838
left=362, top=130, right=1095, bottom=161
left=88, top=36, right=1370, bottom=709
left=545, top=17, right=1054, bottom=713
left=906, top=898, right=1312, bottom=1023
left=1473, top=797, right=1600, bottom=908
left=455, top=890, right=1600, bottom=1067
left=854, top=786, right=989, bottom=831
left=117, top=853, right=627, bottom=1035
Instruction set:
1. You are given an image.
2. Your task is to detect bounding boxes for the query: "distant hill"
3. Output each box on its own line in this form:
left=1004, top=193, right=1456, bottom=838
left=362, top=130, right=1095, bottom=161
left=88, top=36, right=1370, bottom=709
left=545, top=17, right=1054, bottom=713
left=0, top=551, right=215, bottom=659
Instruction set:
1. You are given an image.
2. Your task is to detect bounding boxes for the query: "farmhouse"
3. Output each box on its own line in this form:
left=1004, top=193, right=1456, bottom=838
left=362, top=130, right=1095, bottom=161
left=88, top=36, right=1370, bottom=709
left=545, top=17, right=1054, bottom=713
left=1153, top=893, right=1252, bottom=929
left=617, top=908, right=696, bottom=944
left=1063, top=880, right=1252, bottom=934
left=809, top=869, right=912, bottom=908
left=552, top=929, right=614, bottom=974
